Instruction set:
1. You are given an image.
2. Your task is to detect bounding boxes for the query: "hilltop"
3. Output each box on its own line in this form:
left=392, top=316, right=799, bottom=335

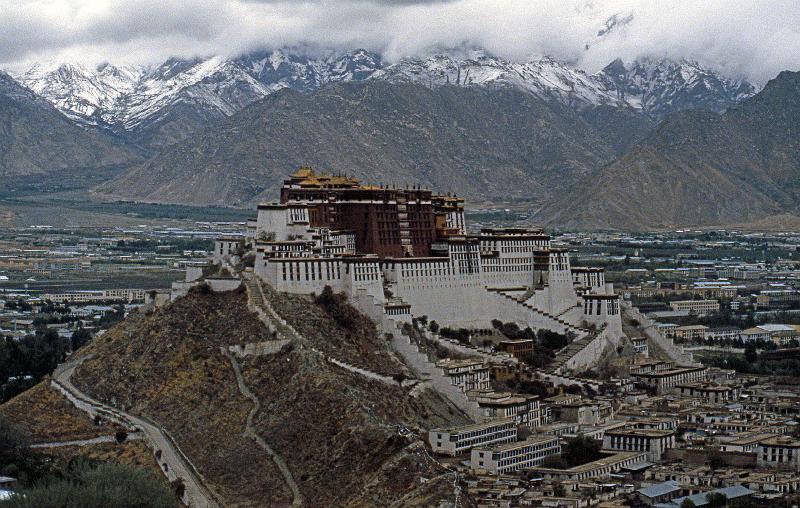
left=53, top=284, right=470, bottom=506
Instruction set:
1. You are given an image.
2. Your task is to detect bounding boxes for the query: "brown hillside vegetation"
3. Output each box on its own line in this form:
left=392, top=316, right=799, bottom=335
left=265, top=283, right=407, bottom=376
left=0, top=381, right=162, bottom=480
left=0, top=382, right=110, bottom=443
left=69, top=286, right=469, bottom=506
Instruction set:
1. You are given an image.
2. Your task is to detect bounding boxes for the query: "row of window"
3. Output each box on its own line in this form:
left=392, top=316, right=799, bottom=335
left=280, top=260, right=342, bottom=282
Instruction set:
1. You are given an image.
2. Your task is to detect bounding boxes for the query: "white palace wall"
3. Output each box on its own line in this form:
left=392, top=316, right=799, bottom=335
left=546, top=251, right=576, bottom=316
left=255, top=255, right=385, bottom=303
left=249, top=205, right=622, bottom=345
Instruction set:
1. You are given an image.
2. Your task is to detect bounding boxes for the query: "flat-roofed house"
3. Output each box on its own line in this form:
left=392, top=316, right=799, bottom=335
left=429, top=418, right=516, bottom=456
left=602, top=427, right=676, bottom=462
left=470, top=435, right=560, bottom=475
left=757, top=436, right=800, bottom=469
left=635, top=480, right=682, bottom=506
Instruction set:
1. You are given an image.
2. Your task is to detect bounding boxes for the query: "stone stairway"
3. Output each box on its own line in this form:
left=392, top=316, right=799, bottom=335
left=546, top=324, right=607, bottom=374
left=387, top=322, right=484, bottom=422
left=621, top=302, right=698, bottom=366
left=490, top=289, right=590, bottom=336
left=243, top=275, right=305, bottom=344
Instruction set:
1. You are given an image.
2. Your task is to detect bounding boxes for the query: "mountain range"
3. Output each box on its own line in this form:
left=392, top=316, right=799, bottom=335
left=11, top=50, right=755, bottom=150
left=0, top=71, right=134, bottom=179
left=2, top=48, right=798, bottom=230
left=536, top=70, right=800, bottom=229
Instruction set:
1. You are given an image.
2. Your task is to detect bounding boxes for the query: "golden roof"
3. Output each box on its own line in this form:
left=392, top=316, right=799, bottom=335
left=289, top=167, right=361, bottom=188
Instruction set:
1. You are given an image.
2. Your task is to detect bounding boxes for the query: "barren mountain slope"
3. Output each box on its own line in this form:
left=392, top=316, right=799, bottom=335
left=95, top=81, right=619, bottom=206
left=0, top=72, right=136, bottom=178
left=69, top=286, right=469, bottom=506
left=536, top=70, right=800, bottom=230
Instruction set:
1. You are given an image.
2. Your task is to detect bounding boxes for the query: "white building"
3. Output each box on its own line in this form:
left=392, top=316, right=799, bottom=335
left=473, top=392, right=542, bottom=428
left=602, top=428, right=676, bottom=462
left=213, top=236, right=244, bottom=263
left=471, top=435, right=560, bottom=474
left=631, top=366, right=708, bottom=394
left=242, top=194, right=625, bottom=373
left=757, top=436, right=800, bottom=469
left=429, top=419, right=517, bottom=456
left=669, top=300, right=720, bottom=316
left=438, top=358, right=491, bottom=393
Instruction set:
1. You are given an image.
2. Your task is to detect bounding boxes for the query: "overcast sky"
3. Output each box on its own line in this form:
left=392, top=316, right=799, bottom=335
left=2, top=0, right=799, bottom=82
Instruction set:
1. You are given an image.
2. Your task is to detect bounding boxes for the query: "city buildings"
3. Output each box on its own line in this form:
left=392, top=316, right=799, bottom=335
left=429, top=419, right=516, bottom=456
left=470, top=435, right=560, bottom=474
left=669, top=299, right=720, bottom=315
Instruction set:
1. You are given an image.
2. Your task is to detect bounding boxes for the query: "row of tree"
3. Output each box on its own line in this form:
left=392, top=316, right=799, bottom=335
left=0, top=325, right=92, bottom=403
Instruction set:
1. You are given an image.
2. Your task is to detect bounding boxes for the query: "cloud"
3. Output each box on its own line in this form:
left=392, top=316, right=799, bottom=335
left=1, top=0, right=799, bottom=82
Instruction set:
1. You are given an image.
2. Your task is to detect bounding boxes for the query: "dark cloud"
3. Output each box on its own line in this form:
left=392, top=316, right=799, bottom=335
left=1, top=0, right=798, bottom=82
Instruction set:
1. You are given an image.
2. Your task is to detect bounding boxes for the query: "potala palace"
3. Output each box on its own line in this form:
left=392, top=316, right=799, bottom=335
left=215, top=168, right=623, bottom=374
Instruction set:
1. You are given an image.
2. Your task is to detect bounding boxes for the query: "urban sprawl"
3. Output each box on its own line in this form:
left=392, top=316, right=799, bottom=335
left=2, top=169, right=800, bottom=506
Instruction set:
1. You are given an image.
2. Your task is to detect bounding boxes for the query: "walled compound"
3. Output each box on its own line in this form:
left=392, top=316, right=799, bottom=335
left=218, top=168, right=623, bottom=374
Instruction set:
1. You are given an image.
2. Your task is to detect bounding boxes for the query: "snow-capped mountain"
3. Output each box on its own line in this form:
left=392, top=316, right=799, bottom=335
left=9, top=49, right=757, bottom=146
left=17, top=62, right=147, bottom=124
left=377, top=52, right=629, bottom=110
left=596, top=57, right=757, bottom=118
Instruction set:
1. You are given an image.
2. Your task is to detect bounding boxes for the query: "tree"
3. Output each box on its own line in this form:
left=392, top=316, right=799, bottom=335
left=428, top=321, right=439, bottom=333
left=708, top=450, right=726, bottom=469
left=561, top=436, right=602, bottom=467
left=744, top=342, right=758, bottom=364
left=541, top=455, right=568, bottom=469
left=706, top=492, right=727, bottom=508
left=3, top=462, right=179, bottom=508
left=71, top=326, right=92, bottom=352
left=553, top=483, right=566, bottom=497
left=0, top=415, right=27, bottom=459
left=681, top=498, right=697, bottom=508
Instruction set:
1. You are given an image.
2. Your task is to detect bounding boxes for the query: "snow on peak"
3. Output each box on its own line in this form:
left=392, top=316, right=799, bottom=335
left=7, top=50, right=757, bottom=133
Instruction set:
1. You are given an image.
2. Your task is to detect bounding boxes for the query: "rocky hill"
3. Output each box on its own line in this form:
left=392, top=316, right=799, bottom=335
left=63, top=285, right=468, bottom=506
left=0, top=71, right=136, bottom=178
left=535, top=70, right=800, bottom=230
left=95, top=81, right=629, bottom=206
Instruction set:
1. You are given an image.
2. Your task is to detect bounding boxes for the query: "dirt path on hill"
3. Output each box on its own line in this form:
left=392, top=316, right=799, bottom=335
left=52, top=357, right=223, bottom=508
left=222, top=349, right=304, bottom=507
left=30, top=433, right=143, bottom=448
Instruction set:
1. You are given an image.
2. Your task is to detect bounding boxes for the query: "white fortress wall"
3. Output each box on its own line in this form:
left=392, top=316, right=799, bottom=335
left=257, top=257, right=347, bottom=295
left=256, top=205, right=310, bottom=241
left=561, top=326, right=621, bottom=372
left=546, top=250, right=578, bottom=316
left=484, top=291, right=587, bottom=337
left=385, top=256, right=489, bottom=328
left=581, top=295, right=623, bottom=335
left=560, top=305, right=585, bottom=326
left=342, top=258, right=385, bottom=303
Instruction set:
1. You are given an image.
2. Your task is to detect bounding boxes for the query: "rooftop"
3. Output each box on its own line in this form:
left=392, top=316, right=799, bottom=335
left=432, top=417, right=515, bottom=435
left=479, top=435, right=558, bottom=453
left=605, top=428, right=674, bottom=438
left=637, top=480, right=681, bottom=499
